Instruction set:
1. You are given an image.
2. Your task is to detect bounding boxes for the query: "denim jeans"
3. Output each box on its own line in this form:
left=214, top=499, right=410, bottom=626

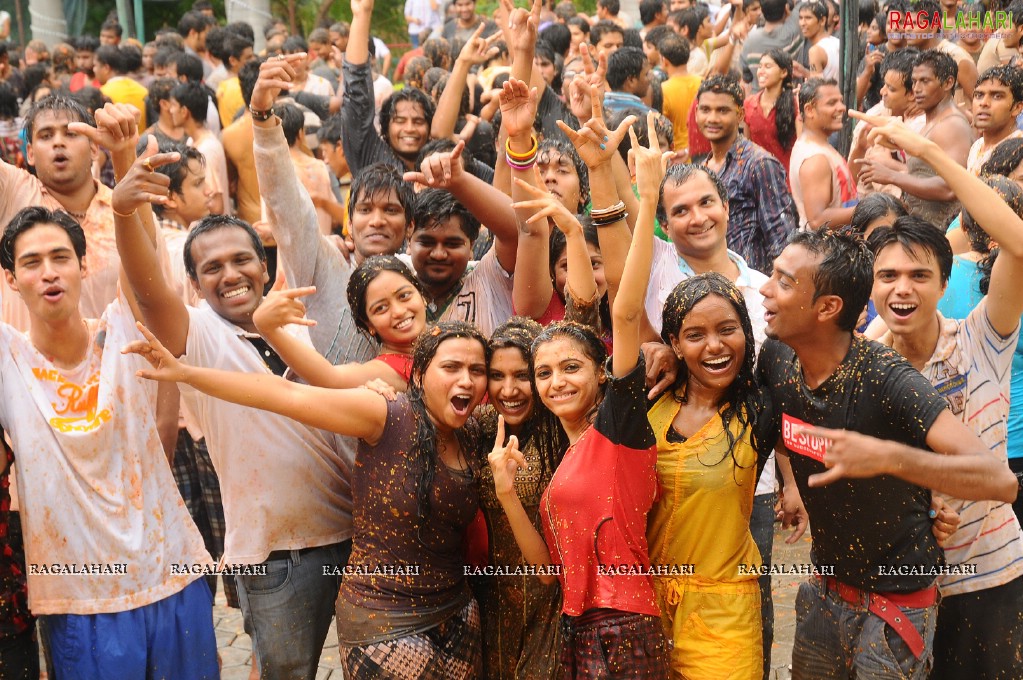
left=749, top=492, right=776, bottom=680
left=792, top=578, right=938, bottom=680
left=236, top=540, right=352, bottom=680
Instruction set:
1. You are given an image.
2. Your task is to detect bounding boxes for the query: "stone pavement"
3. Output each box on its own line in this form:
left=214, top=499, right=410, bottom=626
left=212, top=522, right=813, bottom=679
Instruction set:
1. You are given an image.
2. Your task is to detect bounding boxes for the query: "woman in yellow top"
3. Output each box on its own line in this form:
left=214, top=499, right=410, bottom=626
left=646, top=272, right=774, bottom=680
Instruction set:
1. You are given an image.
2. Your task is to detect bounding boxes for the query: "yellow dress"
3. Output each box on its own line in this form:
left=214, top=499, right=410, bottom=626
left=647, top=393, right=763, bottom=680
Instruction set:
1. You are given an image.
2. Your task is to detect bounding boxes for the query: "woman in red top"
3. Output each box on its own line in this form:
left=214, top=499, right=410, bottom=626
left=744, top=48, right=800, bottom=177
left=488, top=111, right=670, bottom=678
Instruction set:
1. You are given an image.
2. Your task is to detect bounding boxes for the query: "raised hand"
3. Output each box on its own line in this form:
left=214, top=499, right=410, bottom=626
left=253, top=277, right=317, bottom=335
left=351, top=0, right=375, bottom=17
left=557, top=80, right=635, bottom=170
left=499, top=77, right=539, bottom=142
left=458, top=23, right=502, bottom=66
left=629, top=110, right=670, bottom=194
left=68, top=102, right=140, bottom=156
left=110, top=135, right=178, bottom=216
left=250, top=53, right=306, bottom=112
left=123, top=322, right=192, bottom=383
left=512, top=168, right=584, bottom=235
left=403, top=139, right=467, bottom=187
left=488, top=415, right=528, bottom=498
left=498, top=0, right=543, bottom=54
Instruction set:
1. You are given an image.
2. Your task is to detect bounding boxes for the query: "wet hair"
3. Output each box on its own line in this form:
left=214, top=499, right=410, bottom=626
left=407, top=321, right=489, bottom=522
left=866, top=215, right=953, bottom=285
left=656, top=163, right=728, bottom=225
left=95, top=44, right=125, bottom=73
left=531, top=320, right=608, bottom=421
left=960, top=175, right=1023, bottom=294
left=589, top=20, right=624, bottom=46
left=487, top=317, right=568, bottom=481
left=137, top=132, right=205, bottom=200
left=540, top=23, right=571, bottom=56
left=674, top=6, right=708, bottom=40
left=1, top=207, right=86, bottom=271
left=798, top=76, right=839, bottom=116
left=183, top=215, right=266, bottom=281
left=607, top=46, right=646, bottom=91
left=171, top=80, right=208, bottom=123
left=70, top=86, right=106, bottom=116
left=348, top=162, right=416, bottom=228
left=622, top=29, right=643, bottom=49
left=75, top=35, right=100, bottom=53
left=914, top=49, right=958, bottom=88
left=800, top=0, right=828, bottom=21
left=206, top=26, right=229, bottom=62
left=763, top=49, right=797, bottom=150
left=981, top=136, right=1023, bottom=176
left=657, top=32, right=691, bottom=67
left=976, top=65, right=1023, bottom=105
left=277, top=102, right=304, bottom=146
left=178, top=10, right=212, bottom=38
left=786, top=228, right=874, bottom=331
left=415, top=137, right=478, bottom=173
left=346, top=255, right=426, bottom=335
left=538, top=138, right=590, bottom=211
left=122, top=45, right=143, bottom=73
left=224, top=32, right=254, bottom=66
left=423, top=37, right=452, bottom=69
left=404, top=57, right=432, bottom=90
left=697, top=73, right=744, bottom=108
left=850, top=192, right=908, bottom=236
left=609, top=106, right=673, bottom=159
left=379, top=88, right=435, bottom=155
left=880, top=47, right=921, bottom=93
left=660, top=273, right=767, bottom=472
left=23, top=94, right=93, bottom=141
left=411, top=188, right=480, bottom=242
left=319, top=113, right=343, bottom=147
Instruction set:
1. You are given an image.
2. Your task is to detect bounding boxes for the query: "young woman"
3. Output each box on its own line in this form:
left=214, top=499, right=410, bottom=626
left=488, top=113, right=670, bottom=678
left=126, top=320, right=490, bottom=679
left=253, top=255, right=428, bottom=389
left=647, top=273, right=773, bottom=680
left=744, top=49, right=799, bottom=178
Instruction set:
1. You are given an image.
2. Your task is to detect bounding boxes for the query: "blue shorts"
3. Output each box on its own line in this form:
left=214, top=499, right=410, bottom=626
left=43, top=578, right=218, bottom=679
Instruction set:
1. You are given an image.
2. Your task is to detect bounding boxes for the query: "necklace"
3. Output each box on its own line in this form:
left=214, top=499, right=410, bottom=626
left=67, top=209, right=87, bottom=220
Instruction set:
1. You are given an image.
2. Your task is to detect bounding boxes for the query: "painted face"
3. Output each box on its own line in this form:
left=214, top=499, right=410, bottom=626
left=387, top=100, right=429, bottom=161
left=363, top=270, right=427, bottom=349
left=669, top=294, right=747, bottom=395
left=4, top=224, right=84, bottom=324
left=27, top=110, right=96, bottom=196
left=973, top=79, right=1023, bottom=133
left=188, top=226, right=269, bottom=328
left=421, top=336, right=488, bottom=434
left=696, top=90, right=742, bottom=142
left=488, top=347, right=534, bottom=428
left=661, top=172, right=729, bottom=262
left=759, top=244, right=824, bottom=343
left=538, top=148, right=583, bottom=213
left=409, top=217, right=473, bottom=293
left=871, top=243, right=946, bottom=338
left=553, top=240, right=607, bottom=301
left=533, top=336, right=605, bottom=424
left=349, top=187, right=409, bottom=262
left=170, top=158, right=213, bottom=226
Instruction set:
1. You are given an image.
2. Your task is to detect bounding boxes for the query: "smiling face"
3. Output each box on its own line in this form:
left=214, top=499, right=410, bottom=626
left=421, top=336, right=488, bottom=434
left=350, top=187, right=409, bottom=262
left=387, top=100, right=429, bottom=161
left=757, top=55, right=786, bottom=90
left=669, top=294, right=746, bottom=396
left=27, top=110, right=97, bottom=196
left=188, top=226, right=269, bottom=328
left=553, top=241, right=607, bottom=300
left=806, top=83, right=846, bottom=134
left=488, top=347, right=535, bottom=428
left=760, top=244, right=824, bottom=343
left=363, top=270, right=427, bottom=349
left=871, top=243, right=945, bottom=337
left=661, top=171, right=729, bottom=262
left=533, top=336, right=605, bottom=424
left=5, top=224, right=84, bottom=323
left=409, top=217, right=473, bottom=294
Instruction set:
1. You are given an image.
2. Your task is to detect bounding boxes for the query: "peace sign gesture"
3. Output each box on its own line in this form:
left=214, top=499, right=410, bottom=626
left=512, top=168, right=585, bottom=237
left=457, top=23, right=503, bottom=66
left=629, top=111, right=671, bottom=196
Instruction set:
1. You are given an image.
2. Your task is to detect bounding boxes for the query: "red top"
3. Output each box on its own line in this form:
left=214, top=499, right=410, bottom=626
left=687, top=104, right=710, bottom=158
left=69, top=72, right=101, bottom=93
left=527, top=294, right=613, bottom=354
left=376, top=353, right=413, bottom=382
left=540, top=360, right=660, bottom=617
left=744, top=91, right=794, bottom=181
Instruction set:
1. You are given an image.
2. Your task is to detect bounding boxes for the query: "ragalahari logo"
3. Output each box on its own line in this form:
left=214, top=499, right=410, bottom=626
left=887, top=7, right=1013, bottom=39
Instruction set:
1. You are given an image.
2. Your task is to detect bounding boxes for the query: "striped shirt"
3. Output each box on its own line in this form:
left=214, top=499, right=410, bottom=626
left=881, top=303, right=1023, bottom=595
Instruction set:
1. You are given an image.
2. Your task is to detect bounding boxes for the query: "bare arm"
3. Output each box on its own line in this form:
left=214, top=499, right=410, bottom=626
left=347, top=0, right=373, bottom=67
left=799, top=154, right=854, bottom=229
left=432, top=24, right=500, bottom=139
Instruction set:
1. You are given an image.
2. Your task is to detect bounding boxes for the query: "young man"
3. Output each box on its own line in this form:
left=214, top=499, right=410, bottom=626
left=69, top=35, right=100, bottom=92
left=96, top=45, right=148, bottom=128
left=604, top=46, right=654, bottom=115
left=595, top=0, right=630, bottom=29
left=222, top=60, right=262, bottom=225
left=317, top=113, right=353, bottom=229
left=967, top=65, right=1023, bottom=173
left=278, top=102, right=336, bottom=235
left=170, top=80, right=229, bottom=215
left=695, top=75, right=796, bottom=274
left=590, top=19, right=625, bottom=55
left=640, top=0, right=668, bottom=38
left=977, top=0, right=1023, bottom=72
left=759, top=228, right=1017, bottom=679
left=0, top=201, right=215, bottom=676
left=860, top=115, right=1023, bottom=679
left=658, top=33, right=701, bottom=151
left=858, top=50, right=973, bottom=229
left=672, top=6, right=715, bottom=76
left=99, top=18, right=122, bottom=46
left=797, top=0, right=839, bottom=80
left=145, top=77, right=187, bottom=142
left=216, top=31, right=255, bottom=129
left=442, top=0, right=498, bottom=43
left=179, top=10, right=214, bottom=79
left=790, top=77, right=857, bottom=229
left=906, top=0, right=978, bottom=101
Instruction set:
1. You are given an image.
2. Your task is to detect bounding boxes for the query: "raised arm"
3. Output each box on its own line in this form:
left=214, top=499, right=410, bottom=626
left=125, top=323, right=389, bottom=442
left=432, top=24, right=501, bottom=140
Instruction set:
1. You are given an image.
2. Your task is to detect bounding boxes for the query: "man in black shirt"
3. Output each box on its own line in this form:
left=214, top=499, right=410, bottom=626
left=757, top=229, right=1017, bottom=679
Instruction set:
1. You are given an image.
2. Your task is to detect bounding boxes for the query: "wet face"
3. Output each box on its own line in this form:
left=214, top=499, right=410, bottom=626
left=871, top=243, right=945, bottom=338
left=538, top=149, right=584, bottom=213
left=533, top=336, right=605, bottom=424
left=363, top=270, right=427, bottom=349
left=27, top=110, right=97, bottom=195
left=973, top=79, right=1023, bottom=133
left=757, top=55, right=785, bottom=91
left=409, top=217, right=474, bottom=294
left=169, top=159, right=213, bottom=226
left=759, top=244, right=826, bottom=343
left=669, top=294, right=746, bottom=396
left=488, top=347, right=534, bottom=428
left=188, top=227, right=269, bottom=328
left=387, top=100, right=429, bottom=161
left=806, top=84, right=846, bottom=133
left=350, top=187, right=409, bottom=262
left=421, top=337, right=488, bottom=434
left=912, top=63, right=952, bottom=111
left=696, top=90, right=742, bottom=142
left=4, top=224, right=84, bottom=324
left=553, top=240, right=607, bottom=300
left=661, top=172, right=729, bottom=262
left=881, top=69, right=913, bottom=116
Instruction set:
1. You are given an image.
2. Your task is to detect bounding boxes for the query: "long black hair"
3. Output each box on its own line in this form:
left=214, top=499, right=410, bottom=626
left=660, top=273, right=768, bottom=472
left=346, top=255, right=426, bottom=337
left=407, top=321, right=489, bottom=522
left=531, top=320, right=609, bottom=424
left=764, top=48, right=797, bottom=151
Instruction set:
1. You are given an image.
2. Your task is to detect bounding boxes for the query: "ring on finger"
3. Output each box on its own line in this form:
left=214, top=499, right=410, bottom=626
left=142, top=158, right=154, bottom=173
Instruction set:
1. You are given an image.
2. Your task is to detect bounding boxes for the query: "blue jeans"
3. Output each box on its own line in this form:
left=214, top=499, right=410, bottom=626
left=792, top=578, right=938, bottom=680
left=749, top=492, right=776, bottom=680
left=236, top=540, right=352, bottom=680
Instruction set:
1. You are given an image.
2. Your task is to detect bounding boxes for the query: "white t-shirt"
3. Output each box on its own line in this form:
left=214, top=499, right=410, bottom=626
left=818, top=35, right=840, bottom=81
left=193, top=132, right=232, bottom=215
left=179, top=304, right=354, bottom=564
left=0, top=297, right=210, bottom=614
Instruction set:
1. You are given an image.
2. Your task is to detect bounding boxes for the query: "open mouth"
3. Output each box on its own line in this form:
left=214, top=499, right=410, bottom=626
left=888, top=302, right=917, bottom=319
left=222, top=286, right=251, bottom=300
left=701, top=355, right=734, bottom=373
left=498, top=399, right=529, bottom=416
left=394, top=316, right=415, bottom=332
left=451, top=394, right=472, bottom=416
left=42, top=286, right=64, bottom=302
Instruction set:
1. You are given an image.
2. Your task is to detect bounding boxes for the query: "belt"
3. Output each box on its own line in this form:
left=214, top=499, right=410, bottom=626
left=815, top=575, right=938, bottom=660
left=265, top=546, right=320, bottom=562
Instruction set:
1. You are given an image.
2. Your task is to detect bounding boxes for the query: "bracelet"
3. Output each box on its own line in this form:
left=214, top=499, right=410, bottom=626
left=505, top=154, right=537, bottom=171
left=249, top=106, right=275, bottom=122
left=112, top=206, right=137, bottom=219
left=506, top=135, right=539, bottom=161
left=591, top=211, right=628, bottom=227
left=590, top=200, right=626, bottom=218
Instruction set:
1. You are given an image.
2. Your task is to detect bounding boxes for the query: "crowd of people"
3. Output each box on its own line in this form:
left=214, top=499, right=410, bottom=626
left=0, top=0, right=1021, bottom=678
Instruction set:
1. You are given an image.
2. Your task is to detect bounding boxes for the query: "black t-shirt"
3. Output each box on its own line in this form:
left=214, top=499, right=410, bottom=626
left=757, top=336, right=949, bottom=592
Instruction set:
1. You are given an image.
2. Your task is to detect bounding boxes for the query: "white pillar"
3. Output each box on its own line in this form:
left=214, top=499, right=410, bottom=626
left=27, top=0, right=67, bottom=48
left=226, top=0, right=273, bottom=54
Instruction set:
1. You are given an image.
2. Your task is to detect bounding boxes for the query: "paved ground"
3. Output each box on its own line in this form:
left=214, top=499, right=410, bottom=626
left=212, top=522, right=813, bottom=679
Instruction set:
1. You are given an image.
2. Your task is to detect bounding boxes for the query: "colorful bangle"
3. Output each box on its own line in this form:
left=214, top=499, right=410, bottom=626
left=506, top=135, right=539, bottom=161
left=590, top=200, right=626, bottom=218
left=505, top=154, right=537, bottom=171
left=591, top=211, right=628, bottom=227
